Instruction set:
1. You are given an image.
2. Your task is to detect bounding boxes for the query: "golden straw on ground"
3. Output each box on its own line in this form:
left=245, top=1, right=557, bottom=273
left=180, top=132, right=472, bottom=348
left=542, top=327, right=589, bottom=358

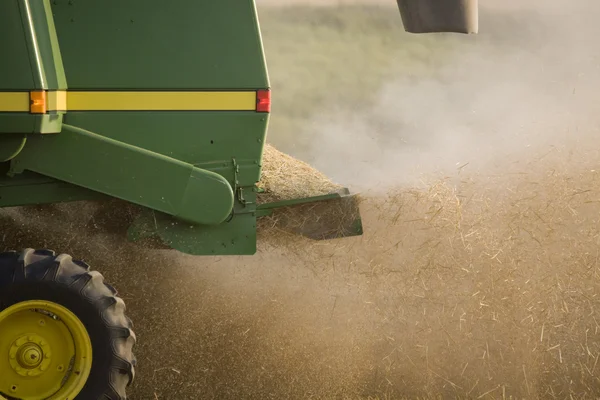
left=256, top=144, right=361, bottom=241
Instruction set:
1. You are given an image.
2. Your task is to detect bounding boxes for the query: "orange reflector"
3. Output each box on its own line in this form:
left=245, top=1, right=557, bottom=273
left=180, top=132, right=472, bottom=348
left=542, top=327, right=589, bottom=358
left=29, top=91, right=47, bottom=114
left=256, top=89, right=271, bottom=113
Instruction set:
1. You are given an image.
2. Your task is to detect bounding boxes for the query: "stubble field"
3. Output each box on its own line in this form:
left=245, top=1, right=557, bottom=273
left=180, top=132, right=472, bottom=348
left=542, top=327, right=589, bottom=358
left=2, top=1, right=600, bottom=398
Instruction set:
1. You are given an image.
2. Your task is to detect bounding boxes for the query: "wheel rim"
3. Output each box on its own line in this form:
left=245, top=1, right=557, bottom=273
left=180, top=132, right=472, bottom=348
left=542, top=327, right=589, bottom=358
left=0, top=300, right=93, bottom=400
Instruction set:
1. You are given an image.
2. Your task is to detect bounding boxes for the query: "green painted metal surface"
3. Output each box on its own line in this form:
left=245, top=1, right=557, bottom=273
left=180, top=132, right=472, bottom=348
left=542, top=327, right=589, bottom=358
left=0, top=165, right=101, bottom=207
left=0, top=113, right=65, bottom=135
left=51, top=0, right=269, bottom=90
left=0, top=115, right=37, bottom=134
left=128, top=208, right=258, bottom=256
left=0, top=135, right=27, bottom=162
left=0, top=175, right=102, bottom=207
left=21, top=0, right=68, bottom=90
left=64, top=112, right=269, bottom=187
left=256, top=189, right=354, bottom=215
left=11, top=124, right=236, bottom=226
left=156, top=211, right=258, bottom=256
left=0, top=0, right=67, bottom=134
left=0, top=1, right=34, bottom=90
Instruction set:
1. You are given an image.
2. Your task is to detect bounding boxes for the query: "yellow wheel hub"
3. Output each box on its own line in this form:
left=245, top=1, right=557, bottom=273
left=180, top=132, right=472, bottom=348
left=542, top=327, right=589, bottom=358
left=0, top=301, right=93, bottom=400
left=9, top=333, right=52, bottom=377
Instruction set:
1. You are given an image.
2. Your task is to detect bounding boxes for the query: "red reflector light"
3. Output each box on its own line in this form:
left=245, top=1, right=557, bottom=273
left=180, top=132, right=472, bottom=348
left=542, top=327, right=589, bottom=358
left=256, top=89, right=271, bottom=113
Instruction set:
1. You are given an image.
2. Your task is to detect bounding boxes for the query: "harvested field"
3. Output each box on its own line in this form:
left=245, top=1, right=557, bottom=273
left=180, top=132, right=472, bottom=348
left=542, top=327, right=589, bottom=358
left=2, top=149, right=600, bottom=399
left=3, top=0, right=600, bottom=399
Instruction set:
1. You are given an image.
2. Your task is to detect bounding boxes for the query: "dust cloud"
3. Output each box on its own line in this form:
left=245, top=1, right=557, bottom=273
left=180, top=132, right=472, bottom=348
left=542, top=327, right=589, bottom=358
left=2, top=1, right=600, bottom=399
left=304, top=0, right=600, bottom=193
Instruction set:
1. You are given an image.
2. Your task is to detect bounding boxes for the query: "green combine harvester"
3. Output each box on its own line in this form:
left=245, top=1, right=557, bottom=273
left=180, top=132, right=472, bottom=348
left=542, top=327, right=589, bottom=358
left=0, top=1, right=478, bottom=398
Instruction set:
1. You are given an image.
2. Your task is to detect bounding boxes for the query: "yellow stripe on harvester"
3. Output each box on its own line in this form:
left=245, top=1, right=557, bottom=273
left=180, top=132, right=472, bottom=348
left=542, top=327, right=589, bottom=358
left=66, top=91, right=257, bottom=111
left=0, top=92, right=30, bottom=112
left=0, top=91, right=257, bottom=112
left=47, top=90, right=67, bottom=111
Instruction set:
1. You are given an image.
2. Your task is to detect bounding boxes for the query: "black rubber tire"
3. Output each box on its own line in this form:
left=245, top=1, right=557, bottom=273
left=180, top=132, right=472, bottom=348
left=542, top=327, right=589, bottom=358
left=0, top=248, right=136, bottom=400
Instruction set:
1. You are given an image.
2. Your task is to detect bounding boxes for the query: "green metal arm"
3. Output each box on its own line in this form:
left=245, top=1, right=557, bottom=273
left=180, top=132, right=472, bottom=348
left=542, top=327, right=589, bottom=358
left=255, top=188, right=353, bottom=217
left=10, top=124, right=235, bottom=226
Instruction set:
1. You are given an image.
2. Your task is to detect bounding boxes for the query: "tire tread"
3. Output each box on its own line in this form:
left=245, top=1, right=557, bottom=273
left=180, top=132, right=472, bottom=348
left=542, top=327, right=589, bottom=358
left=0, top=248, right=136, bottom=400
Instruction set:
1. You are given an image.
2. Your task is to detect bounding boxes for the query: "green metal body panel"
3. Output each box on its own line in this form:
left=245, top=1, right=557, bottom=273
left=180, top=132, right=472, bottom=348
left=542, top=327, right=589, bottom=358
left=0, top=173, right=102, bottom=207
left=0, top=135, right=27, bottom=162
left=0, top=1, right=34, bottom=90
left=51, top=0, right=269, bottom=90
left=0, top=113, right=64, bottom=135
left=0, top=0, right=67, bottom=134
left=63, top=112, right=269, bottom=185
left=0, top=163, right=100, bottom=207
left=128, top=203, right=259, bottom=256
